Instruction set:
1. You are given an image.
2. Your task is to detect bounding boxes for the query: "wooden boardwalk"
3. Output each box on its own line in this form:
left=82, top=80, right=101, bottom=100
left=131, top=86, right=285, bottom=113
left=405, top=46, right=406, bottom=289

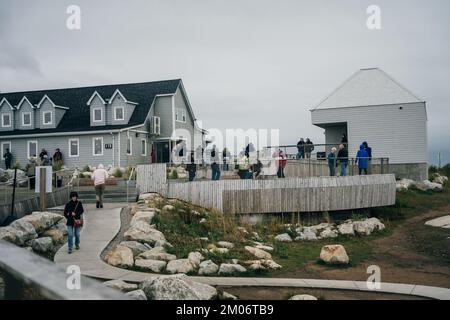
left=137, top=164, right=396, bottom=214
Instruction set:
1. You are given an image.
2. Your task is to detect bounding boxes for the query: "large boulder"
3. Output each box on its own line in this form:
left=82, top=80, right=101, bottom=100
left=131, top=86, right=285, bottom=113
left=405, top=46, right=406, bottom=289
left=31, top=237, right=54, bottom=253
left=261, top=259, right=282, bottom=270
left=337, top=221, right=355, bottom=236
left=310, top=223, right=333, bottom=234
left=125, top=289, right=147, bottom=300
left=42, top=228, right=65, bottom=244
left=0, top=168, right=10, bottom=182
left=415, top=180, right=443, bottom=192
left=289, top=294, right=318, bottom=300
left=9, top=220, right=38, bottom=243
left=254, top=244, right=274, bottom=251
left=141, top=274, right=217, bottom=300
left=102, top=280, right=138, bottom=292
left=118, top=241, right=151, bottom=257
left=137, top=247, right=177, bottom=262
left=21, top=212, right=64, bottom=234
left=396, top=179, right=415, bottom=191
left=425, top=215, right=450, bottom=228
left=105, top=245, right=134, bottom=268
left=353, top=218, right=385, bottom=236
left=130, top=211, right=156, bottom=227
left=295, top=227, right=318, bottom=241
left=319, top=228, right=338, bottom=239
left=198, top=260, right=219, bottom=275
left=217, top=241, right=234, bottom=249
left=319, top=245, right=349, bottom=265
left=245, top=246, right=272, bottom=260
left=274, top=233, right=292, bottom=242
left=218, top=263, right=247, bottom=275
left=166, top=259, right=195, bottom=274
left=431, top=173, right=448, bottom=185
left=123, top=221, right=166, bottom=245
left=187, top=252, right=204, bottom=268
left=135, top=259, right=167, bottom=273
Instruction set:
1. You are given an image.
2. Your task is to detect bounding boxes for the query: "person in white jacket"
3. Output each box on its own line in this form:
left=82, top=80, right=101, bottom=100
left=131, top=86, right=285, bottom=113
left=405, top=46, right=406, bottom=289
left=91, top=164, right=109, bottom=208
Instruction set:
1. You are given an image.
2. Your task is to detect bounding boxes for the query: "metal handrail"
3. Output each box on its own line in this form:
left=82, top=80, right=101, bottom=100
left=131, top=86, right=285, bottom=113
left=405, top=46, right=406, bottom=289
left=126, top=167, right=136, bottom=203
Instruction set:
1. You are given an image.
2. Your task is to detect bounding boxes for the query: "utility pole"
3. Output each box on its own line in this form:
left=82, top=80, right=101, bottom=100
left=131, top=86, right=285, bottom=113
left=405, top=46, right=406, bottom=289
left=438, top=152, right=442, bottom=169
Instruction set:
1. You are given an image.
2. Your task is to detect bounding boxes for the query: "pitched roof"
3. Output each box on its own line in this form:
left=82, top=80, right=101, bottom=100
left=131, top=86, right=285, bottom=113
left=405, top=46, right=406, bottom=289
left=0, top=79, right=181, bottom=136
left=312, top=68, right=424, bottom=110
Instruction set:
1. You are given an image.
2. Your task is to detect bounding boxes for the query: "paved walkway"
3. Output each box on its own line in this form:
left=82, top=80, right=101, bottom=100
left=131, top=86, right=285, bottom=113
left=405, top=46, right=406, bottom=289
left=54, top=204, right=450, bottom=300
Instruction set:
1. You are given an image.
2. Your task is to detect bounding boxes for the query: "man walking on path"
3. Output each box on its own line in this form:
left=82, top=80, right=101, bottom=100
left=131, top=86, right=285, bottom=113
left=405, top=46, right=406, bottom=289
left=92, top=164, right=109, bottom=208
left=3, top=148, right=12, bottom=169
left=64, top=191, right=84, bottom=254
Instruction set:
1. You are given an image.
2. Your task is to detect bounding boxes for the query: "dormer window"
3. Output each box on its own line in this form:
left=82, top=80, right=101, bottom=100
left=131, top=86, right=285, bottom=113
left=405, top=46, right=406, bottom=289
left=22, top=112, right=32, bottom=126
left=93, top=107, right=103, bottom=122
left=175, top=108, right=187, bottom=123
left=114, top=106, right=124, bottom=121
left=43, top=111, right=52, bottom=125
left=2, top=113, right=11, bottom=127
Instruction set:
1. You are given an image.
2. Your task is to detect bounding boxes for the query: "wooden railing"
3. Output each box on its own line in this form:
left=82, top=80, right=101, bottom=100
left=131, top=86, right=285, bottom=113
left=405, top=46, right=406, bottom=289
left=0, top=240, right=127, bottom=300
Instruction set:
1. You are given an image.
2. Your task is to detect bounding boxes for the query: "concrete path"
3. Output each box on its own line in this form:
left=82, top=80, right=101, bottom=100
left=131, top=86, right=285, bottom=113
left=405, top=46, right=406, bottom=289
left=54, top=204, right=450, bottom=300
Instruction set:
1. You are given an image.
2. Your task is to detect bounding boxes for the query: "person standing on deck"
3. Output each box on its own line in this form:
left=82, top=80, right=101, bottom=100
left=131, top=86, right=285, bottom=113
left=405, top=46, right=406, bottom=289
left=186, top=152, right=197, bottom=182
left=296, top=138, right=305, bottom=159
left=304, top=138, right=314, bottom=159
left=356, top=144, right=369, bottom=175
left=53, top=148, right=63, bottom=166
left=222, top=148, right=231, bottom=171
left=273, top=149, right=287, bottom=178
left=337, top=144, right=349, bottom=176
left=210, top=145, right=221, bottom=181
left=92, top=164, right=109, bottom=208
left=327, top=147, right=337, bottom=176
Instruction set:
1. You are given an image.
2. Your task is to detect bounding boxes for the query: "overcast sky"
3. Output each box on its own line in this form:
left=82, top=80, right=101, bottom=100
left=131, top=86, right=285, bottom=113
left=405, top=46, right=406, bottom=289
left=0, top=0, right=449, bottom=164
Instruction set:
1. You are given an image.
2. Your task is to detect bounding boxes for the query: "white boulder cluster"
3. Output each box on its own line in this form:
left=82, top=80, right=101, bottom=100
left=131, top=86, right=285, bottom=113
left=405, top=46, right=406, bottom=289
left=0, top=211, right=67, bottom=253
left=274, top=217, right=385, bottom=242
left=396, top=173, right=448, bottom=192
left=0, top=168, right=28, bottom=187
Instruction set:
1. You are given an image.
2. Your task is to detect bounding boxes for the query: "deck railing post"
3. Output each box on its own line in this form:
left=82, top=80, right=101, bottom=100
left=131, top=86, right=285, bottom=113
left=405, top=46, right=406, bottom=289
left=39, top=168, right=46, bottom=212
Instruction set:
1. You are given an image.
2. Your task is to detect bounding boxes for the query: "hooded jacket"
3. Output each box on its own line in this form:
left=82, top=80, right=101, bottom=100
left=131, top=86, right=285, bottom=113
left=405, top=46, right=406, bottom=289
left=356, top=145, right=369, bottom=169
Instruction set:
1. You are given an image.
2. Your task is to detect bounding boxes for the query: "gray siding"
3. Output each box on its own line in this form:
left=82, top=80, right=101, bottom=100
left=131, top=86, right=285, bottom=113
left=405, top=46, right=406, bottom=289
left=55, top=108, right=66, bottom=127
left=106, top=95, right=135, bottom=125
left=37, top=100, right=56, bottom=129
left=154, top=96, right=173, bottom=138
left=174, top=87, right=195, bottom=149
left=0, top=101, right=14, bottom=132
left=89, top=96, right=106, bottom=127
left=311, top=102, right=427, bottom=164
left=117, top=126, right=151, bottom=167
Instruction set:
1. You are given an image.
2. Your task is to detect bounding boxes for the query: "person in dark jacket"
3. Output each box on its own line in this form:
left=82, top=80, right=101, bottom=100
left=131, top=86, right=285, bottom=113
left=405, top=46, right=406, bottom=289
left=337, top=144, right=348, bottom=176
left=210, top=145, right=221, bottom=181
left=64, top=191, right=84, bottom=254
left=186, top=152, right=197, bottom=182
left=3, top=148, right=12, bottom=169
left=362, top=141, right=372, bottom=174
left=39, top=149, right=48, bottom=162
left=296, top=138, right=305, bottom=159
left=53, top=148, right=63, bottom=165
left=305, top=138, right=314, bottom=159
left=356, top=144, right=369, bottom=175
left=327, top=147, right=337, bottom=176
left=341, top=133, right=348, bottom=145
left=251, top=159, right=263, bottom=179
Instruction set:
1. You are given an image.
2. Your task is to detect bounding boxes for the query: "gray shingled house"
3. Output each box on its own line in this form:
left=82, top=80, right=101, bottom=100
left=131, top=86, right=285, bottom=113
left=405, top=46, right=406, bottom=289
left=0, top=79, right=205, bottom=169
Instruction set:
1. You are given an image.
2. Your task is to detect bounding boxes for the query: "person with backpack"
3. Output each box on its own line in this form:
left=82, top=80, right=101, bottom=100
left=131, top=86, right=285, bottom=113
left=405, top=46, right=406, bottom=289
left=64, top=191, right=84, bottom=254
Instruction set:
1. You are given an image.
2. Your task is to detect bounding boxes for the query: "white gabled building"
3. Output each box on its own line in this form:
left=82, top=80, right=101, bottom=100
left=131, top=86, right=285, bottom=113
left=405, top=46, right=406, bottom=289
left=310, top=68, right=428, bottom=181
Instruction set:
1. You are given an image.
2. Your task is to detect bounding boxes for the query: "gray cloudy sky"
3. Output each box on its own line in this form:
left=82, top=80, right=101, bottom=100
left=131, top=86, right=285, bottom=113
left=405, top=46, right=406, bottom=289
left=0, top=0, right=449, bottom=164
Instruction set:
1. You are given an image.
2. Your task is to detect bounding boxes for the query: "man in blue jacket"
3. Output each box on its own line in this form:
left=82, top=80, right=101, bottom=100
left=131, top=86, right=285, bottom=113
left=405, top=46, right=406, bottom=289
left=356, top=144, right=369, bottom=175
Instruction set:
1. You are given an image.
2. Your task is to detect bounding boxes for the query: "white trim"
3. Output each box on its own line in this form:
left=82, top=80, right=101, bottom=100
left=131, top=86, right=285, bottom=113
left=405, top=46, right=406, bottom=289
left=27, top=140, right=38, bottom=159
left=175, top=108, right=187, bottom=123
left=16, top=96, right=35, bottom=110
left=171, top=95, right=175, bottom=135
left=68, top=138, right=80, bottom=157
left=36, top=94, right=67, bottom=109
left=0, top=128, right=124, bottom=139
left=92, top=136, right=104, bottom=156
left=109, top=89, right=138, bottom=105
left=1, top=141, right=11, bottom=160
left=92, top=107, right=104, bottom=122
left=126, top=136, right=132, bottom=155
left=42, top=111, right=53, bottom=125
left=118, top=132, right=121, bottom=167
left=141, top=138, right=147, bottom=156
left=113, top=106, right=125, bottom=121
left=87, top=91, right=106, bottom=105
left=0, top=98, right=15, bottom=110
left=2, top=113, right=12, bottom=128
left=22, top=112, right=32, bottom=126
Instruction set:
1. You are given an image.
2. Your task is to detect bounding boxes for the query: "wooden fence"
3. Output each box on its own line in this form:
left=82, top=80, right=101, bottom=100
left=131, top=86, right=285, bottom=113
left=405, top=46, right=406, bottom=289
left=136, top=164, right=396, bottom=214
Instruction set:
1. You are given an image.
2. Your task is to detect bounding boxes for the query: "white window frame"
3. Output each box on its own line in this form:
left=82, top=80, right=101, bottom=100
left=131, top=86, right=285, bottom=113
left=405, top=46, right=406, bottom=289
left=141, top=138, right=147, bottom=156
left=92, top=137, right=104, bottom=156
left=93, top=107, right=103, bottom=123
left=22, top=112, right=32, bottom=127
left=43, top=111, right=53, bottom=125
left=152, top=116, right=161, bottom=134
left=113, top=106, right=125, bottom=121
left=27, top=140, right=38, bottom=159
left=68, top=138, right=79, bottom=158
left=126, top=137, right=132, bottom=155
left=175, top=108, right=187, bottom=123
left=1, top=141, right=11, bottom=160
left=2, top=113, right=12, bottom=128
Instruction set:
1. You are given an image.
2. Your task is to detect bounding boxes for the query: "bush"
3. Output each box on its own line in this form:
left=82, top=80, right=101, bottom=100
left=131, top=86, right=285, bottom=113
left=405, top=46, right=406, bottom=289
left=170, top=169, right=178, bottom=179
left=52, top=161, right=63, bottom=172
left=113, top=168, right=123, bottom=178
left=82, top=165, right=91, bottom=172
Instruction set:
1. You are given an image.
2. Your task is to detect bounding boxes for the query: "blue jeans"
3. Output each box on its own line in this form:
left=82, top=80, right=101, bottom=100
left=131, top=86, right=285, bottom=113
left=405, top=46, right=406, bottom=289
left=329, top=165, right=335, bottom=176
left=67, top=226, right=81, bottom=251
left=297, top=151, right=305, bottom=159
left=211, top=164, right=221, bottom=180
left=340, top=162, right=348, bottom=176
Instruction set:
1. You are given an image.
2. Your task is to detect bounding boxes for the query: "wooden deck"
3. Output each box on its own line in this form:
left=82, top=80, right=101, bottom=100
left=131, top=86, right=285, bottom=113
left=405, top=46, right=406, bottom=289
left=137, top=164, right=396, bottom=214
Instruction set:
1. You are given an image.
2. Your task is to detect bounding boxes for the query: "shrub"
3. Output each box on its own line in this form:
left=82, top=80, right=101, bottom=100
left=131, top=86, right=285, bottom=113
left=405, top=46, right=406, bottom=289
left=170, top=169, right=178, bottom=179
left=113, top=168, right=123, bottom=178
left=82, top=165, right=91, bottom=172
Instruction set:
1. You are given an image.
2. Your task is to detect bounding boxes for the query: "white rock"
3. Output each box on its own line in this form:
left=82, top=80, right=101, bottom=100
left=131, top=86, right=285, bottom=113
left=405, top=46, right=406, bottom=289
left=261, top=259, right=282, bottom=270
left=319, top=228, right=338, bottom=239
left=247, top=260, right=266, bottom=271
left=396, top=179, right=415, bottom=191
left=217, top=241, right=234, bottom=249
left=0, top=227, right=27, bottom=246
left=21, top=212, right=64, bottom=234
left=353, top=218, right=385, bottom=236
left=139, top=193, right=161, bottom=201
left=103, top=279, right=138, bottom=292
left=218, top=263, right=247, bottom=275
left=105, top=245, right=134, bottom=268
left=274, top=233, right=292, bottom=242
left=425, top=215, right=450, bottom=228
left=166, top=259, right=195, bottom=274
left=125, top=289, right=147, bottom=300
left=162, top=205, right=175, bottom=211
left=123, top=221, right=166, bottom=245
left=289, top=294, right=318, bottom=300
left=337, top=222, right=355, bottom=236
left=221, top=292, right=238, bottom=300
left=153, top=239, right=174, bottom=249
left=137, top=248, right=177, bottom=262
left=198, top=260, right=219, bottom=275
left=319, top=245, right=349, bottom=265
left=9, top=220, right=38, bottom=243
left=141, top=274, right=217, bottom=300
left=210, top=247, right=229, bottom=254
left=118, top=241, right=150, bottom=257
left=415, top=180, right=443, bottom=192
left=131, top=211, right=156, bottom=227
left=245, top=246, right=272, bottom=260
left=188, top=252, right=204, bottom=267
left=237, top=227, right=249, bottom=234
left=31, top=237, right=54, bottom=253
left=135, top=259, right=167, bottom=273
left=254, top=244, right=274, bottom=252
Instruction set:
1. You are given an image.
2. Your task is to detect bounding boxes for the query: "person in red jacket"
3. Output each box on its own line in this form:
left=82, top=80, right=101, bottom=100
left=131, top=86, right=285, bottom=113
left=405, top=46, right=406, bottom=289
left=273, top=149, right=287, bottom=178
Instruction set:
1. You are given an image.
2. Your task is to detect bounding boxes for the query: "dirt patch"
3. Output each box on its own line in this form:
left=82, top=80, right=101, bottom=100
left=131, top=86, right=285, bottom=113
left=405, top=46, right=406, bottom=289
left=219, top=286, right=428, bottom=300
